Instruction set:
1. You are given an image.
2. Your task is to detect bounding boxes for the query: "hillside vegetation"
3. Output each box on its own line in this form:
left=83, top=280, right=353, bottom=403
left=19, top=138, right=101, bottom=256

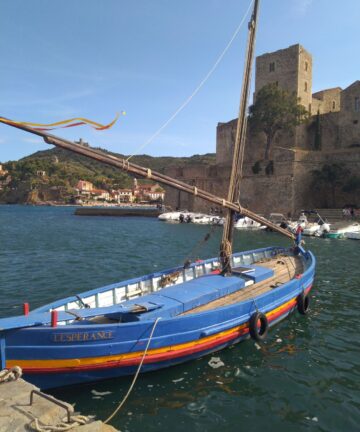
left=0, top=147, right=215, bottom=204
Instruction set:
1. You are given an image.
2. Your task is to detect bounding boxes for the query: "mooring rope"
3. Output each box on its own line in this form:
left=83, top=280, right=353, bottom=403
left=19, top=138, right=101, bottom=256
left=104, top=317, right=161, bottom=424
left=126, top=0, right=254, bottom=161
left=0, top=365, right=22, bottom=383
left=29, top=415, right=90, bottom=432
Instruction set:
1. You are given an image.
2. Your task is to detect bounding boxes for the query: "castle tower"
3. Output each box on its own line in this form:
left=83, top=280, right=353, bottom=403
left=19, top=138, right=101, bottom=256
left=255, top=44, right=313, bottom=112
left=217, top=44, right=315, bottom=165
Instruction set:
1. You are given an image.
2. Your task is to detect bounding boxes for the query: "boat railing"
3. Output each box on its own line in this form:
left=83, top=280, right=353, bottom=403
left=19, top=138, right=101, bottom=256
left=47, top=247, right=285, bottom=316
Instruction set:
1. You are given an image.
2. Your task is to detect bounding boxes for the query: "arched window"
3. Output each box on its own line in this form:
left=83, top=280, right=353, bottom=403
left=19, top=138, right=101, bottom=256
left=304, top=81, right=308, bottom=92
left=332, top=100, right=336, bottom=110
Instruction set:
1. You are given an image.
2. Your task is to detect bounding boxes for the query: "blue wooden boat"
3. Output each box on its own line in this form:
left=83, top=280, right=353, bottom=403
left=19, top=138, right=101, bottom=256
left=0, top=246, right=315, bottom=389
left=0, top=0, right=316, bottom=391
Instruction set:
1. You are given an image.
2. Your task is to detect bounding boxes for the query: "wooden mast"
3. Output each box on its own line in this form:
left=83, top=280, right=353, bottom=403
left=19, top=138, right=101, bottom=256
left=0, top=116, right=294, bottom=240
left=220, top=0, right=260, bottom=274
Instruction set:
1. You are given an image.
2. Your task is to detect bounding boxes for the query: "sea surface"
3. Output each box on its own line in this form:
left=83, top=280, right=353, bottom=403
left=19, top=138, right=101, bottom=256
left=1, top=205, right=359, bottom=431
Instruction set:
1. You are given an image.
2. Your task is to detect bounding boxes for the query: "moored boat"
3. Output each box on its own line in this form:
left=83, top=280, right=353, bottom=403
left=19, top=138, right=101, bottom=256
left=158, top=211, right=191, bottom=221
left=1, top=246, right=315, bottom=389
left=159, top=211, right=224, bottom=225
left=234, top=215, right=264, bottom=230
left=346, top=232, right=360, bottom=240
left=288, top=210, right=331, bottom=237
left=323, top=221, right=360, bottom=239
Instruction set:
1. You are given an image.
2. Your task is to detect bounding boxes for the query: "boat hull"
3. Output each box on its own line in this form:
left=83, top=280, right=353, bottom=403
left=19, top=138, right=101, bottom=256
left=9, top=287, right=311, bottom=389
left=3, top=248, right=315, bottom=389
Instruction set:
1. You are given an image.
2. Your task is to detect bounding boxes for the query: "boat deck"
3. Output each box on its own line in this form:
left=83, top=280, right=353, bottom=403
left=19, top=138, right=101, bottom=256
left=182, top=255, right=302, bottom=315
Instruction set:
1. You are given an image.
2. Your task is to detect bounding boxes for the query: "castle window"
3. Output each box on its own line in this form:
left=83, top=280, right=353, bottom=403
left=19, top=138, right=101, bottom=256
left=269, top=62, right=275, bottom=72
left=305, top=61, right=308, bottom=71
left=304, top=81, right=308, bottom=92
left=332, top=100, right=336, bottom=110
left=355, top=97, right=360, bottom=112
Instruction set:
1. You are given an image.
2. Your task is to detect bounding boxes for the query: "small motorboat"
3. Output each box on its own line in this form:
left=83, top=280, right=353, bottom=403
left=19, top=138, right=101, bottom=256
left=324, top=221, right=360, bottom=239
left=288, top=211, right=330, bottom=237
left=234, top=216, right=263, bottom=230
left=191, top=215, right=224, bottom=225
left=158, top=211, right=191, bottom=221
left=346, top=232, right=360, bottom=240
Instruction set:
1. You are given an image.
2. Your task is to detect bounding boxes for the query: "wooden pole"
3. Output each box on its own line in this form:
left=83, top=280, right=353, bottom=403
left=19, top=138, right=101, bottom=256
left=0, top=117, right=295, bottom=240
left=220, top=0, right=260, bottom=273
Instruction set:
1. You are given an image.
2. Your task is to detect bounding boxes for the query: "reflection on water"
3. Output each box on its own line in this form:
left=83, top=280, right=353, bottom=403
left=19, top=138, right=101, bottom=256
left=1, top=206, right=359, bottom=432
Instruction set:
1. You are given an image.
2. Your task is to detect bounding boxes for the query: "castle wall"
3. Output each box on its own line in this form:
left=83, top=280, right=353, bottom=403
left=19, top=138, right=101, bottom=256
left=312, top=87, right=341, bottom=114
left=338, top=81, right=360, bottom=148
left=216, top=120, right=237, bottom=165
left=165, top=45, right=360, bottom=216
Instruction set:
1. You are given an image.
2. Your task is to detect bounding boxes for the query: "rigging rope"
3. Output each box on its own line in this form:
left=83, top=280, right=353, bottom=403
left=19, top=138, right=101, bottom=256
left=126, top=0, right=254, bottom=161
left=183, top=223, right=218, bottom=267
left=104, top=317, right=161, bottom=424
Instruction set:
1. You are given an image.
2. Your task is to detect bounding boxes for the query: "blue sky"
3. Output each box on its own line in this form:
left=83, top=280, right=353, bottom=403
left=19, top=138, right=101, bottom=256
left=0, top=0, right=359, bottom=162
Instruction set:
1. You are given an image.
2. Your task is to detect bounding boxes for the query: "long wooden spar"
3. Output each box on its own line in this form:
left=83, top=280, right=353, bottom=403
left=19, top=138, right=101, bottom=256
left=0, top=117, right=295, bottom=240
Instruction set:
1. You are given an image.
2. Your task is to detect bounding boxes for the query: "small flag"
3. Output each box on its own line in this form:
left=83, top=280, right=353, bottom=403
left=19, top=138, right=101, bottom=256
left=0, top=112, right=125, bottom=131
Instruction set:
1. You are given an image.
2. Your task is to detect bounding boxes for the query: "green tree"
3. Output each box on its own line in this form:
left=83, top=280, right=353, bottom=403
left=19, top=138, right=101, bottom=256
left=311, top=164, right=350, bottom=207
left=249, top=83, right=308, bottom=160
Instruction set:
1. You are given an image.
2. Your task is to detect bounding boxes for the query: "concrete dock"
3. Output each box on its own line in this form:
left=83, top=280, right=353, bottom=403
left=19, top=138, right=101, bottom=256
left=74, top=206, right=162, bottom=217
left=0, top=378, right=117, bottom=432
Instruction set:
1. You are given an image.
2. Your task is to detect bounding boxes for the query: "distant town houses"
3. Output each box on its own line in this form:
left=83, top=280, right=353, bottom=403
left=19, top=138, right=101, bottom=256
left=74, top=178, right=165, bottom=204
left=0, top=164, right=11, bottom=191
left=0, top=164, right=7, bottom=176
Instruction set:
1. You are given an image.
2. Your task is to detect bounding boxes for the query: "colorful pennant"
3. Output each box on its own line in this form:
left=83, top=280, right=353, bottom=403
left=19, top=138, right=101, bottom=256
left=0, top=112, right=125, bottom=131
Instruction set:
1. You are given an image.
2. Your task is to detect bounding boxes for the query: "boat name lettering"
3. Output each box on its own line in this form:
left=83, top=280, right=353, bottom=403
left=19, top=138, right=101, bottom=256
left=52, top=331, right=114, bottom=342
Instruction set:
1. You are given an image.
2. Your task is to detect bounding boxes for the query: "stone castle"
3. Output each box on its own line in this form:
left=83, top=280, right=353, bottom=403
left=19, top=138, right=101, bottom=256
left=164, top=44, right=360, bottom=215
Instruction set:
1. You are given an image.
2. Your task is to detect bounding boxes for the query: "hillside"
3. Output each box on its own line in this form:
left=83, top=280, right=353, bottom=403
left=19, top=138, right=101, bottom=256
left=0, top=147, right=216, bottom=204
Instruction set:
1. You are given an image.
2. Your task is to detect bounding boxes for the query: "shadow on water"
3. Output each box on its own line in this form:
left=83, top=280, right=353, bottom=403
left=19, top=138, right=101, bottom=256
left=1, top=206, right=359, bottom=431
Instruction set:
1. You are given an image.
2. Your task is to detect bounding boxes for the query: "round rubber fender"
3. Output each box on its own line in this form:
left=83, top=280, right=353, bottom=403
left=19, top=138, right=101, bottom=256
left=249, top=311, right=269, bottom=341
left=297, top=292, right=310, bottom=315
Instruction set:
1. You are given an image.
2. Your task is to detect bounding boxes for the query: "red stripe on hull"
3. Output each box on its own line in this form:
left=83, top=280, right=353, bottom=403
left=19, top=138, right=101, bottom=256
left=24, top=284, right=313, bottom=374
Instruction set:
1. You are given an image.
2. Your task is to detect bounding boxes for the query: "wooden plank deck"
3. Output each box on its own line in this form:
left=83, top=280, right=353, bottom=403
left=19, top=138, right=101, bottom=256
left=182, top=255, right=303, bottom=314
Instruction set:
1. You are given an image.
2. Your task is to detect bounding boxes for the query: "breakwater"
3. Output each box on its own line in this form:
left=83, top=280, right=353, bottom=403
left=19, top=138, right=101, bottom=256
left=74, top=206, right=162, bottom=217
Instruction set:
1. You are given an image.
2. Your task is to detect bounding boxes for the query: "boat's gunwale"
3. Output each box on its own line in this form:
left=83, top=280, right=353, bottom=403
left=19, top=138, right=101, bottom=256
left=32, top=246, right=287, bottom=314
left=22, top=248, right=315, bottom=330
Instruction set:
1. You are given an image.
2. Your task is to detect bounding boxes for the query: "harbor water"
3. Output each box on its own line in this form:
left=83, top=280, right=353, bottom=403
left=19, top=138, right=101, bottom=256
left=1, top=205, right=359, bottom=431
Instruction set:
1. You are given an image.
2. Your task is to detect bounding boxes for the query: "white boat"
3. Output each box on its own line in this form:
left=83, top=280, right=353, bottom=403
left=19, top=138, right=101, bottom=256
left=158, top=211, right=199, bottom=222
left=324, top=222, right=360, bottom=239
left=346, top=232, right=360, bottom=240
left=288, top=211, right=331, bottom=237
left=192, top=215, right=224, bottom=225
left=159, top=211, right=224, bottom=225
left=158, top=211, right=190, bottom=221
left=234, top=216, right=263, bottom=230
